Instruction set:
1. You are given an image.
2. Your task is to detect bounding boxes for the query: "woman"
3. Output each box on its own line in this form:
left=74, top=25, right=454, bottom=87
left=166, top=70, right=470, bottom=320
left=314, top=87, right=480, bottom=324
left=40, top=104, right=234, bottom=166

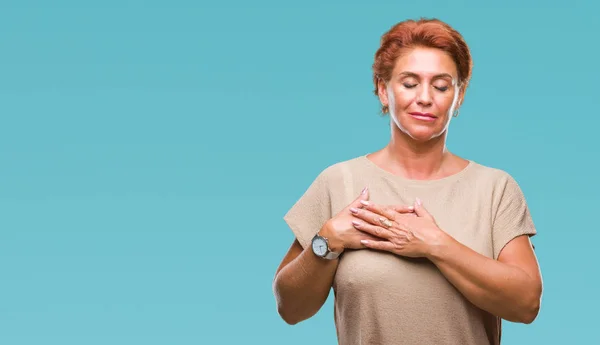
left=273, top=18, right=542, bottom=345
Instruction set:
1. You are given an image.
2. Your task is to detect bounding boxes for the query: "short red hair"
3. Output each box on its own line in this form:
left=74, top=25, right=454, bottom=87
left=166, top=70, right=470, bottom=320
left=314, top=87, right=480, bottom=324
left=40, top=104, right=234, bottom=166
left=372, top=18, right=473, bottom=114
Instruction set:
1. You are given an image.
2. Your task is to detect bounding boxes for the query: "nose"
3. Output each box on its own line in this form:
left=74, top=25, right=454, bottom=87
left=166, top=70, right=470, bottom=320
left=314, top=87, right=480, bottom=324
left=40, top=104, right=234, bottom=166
left=416, top=85, right=433, bottom=107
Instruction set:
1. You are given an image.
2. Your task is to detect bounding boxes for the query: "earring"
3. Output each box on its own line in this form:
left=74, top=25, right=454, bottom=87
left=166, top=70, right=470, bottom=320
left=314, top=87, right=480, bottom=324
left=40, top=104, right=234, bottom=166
left=453, top=109, right=460, bottom=117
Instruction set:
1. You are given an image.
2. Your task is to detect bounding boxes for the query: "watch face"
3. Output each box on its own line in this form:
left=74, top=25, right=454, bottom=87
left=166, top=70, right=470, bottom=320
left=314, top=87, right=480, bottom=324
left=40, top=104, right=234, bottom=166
left=312, top=236, right=328, bottom=257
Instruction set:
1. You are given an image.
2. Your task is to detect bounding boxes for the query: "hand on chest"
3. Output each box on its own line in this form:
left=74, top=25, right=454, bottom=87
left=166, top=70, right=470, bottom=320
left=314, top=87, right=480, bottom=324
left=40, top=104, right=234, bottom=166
left=341, top=187, right=493, bottom=257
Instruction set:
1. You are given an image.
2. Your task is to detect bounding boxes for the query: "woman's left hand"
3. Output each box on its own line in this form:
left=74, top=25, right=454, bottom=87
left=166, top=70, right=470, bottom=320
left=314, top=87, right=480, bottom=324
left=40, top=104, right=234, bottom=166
left=350, top=198, right=450, bottom=259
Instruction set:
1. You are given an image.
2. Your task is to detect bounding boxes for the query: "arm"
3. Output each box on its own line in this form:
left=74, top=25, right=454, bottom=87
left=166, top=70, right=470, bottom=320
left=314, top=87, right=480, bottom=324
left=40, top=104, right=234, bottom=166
left=273, top=187, right=390, bottom=324
left=353, top=196, right=542, bottom=324
left=427, top=234, right=542, bottom=323
left=272, top=237, right=339, bottom=325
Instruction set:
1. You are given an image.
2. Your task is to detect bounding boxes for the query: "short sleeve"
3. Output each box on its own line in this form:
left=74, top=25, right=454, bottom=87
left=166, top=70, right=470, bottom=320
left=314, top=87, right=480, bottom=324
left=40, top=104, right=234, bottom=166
left=492, top=174, right=537, bottom=259
left=283, top=168, right=333, bottom=249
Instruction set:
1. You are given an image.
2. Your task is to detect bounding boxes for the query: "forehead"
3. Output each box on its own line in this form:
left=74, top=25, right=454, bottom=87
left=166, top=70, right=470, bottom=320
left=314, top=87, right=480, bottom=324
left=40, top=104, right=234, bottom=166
left=393, top=47, right=458, bottom=78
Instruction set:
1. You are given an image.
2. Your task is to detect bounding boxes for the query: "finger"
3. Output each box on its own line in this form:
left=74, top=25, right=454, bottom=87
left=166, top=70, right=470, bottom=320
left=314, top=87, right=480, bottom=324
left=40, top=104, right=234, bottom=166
left=347, top=187, right=370, bottom=210
left=350, top=206, right=392, bottom=227
left=413, top=197, right=434, bottom=220
left=391, top=205, right=415, bottom=214
left=360, top=239, right=396, bottom=252
left=359, top=200, right=400, bottom=221
left=351, top=219, right=393, bottom=239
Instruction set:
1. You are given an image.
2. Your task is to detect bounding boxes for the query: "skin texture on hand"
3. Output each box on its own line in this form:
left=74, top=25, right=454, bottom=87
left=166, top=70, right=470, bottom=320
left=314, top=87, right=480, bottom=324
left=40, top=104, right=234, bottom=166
left=350, top=197, right=444, bottom=258
left=320, top=187, right=416, bottom=253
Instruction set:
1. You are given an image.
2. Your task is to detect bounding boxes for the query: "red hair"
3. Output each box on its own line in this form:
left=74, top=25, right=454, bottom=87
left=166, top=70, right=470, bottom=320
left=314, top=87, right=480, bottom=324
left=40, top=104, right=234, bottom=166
left=372, top=18, right=473, bottom=114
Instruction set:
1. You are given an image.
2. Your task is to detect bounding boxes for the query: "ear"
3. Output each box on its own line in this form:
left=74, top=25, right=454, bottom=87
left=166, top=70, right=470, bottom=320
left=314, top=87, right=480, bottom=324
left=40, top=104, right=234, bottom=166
left=456, top=85, right=465, bottom=108
left=377, top=78, right=389, bottom=108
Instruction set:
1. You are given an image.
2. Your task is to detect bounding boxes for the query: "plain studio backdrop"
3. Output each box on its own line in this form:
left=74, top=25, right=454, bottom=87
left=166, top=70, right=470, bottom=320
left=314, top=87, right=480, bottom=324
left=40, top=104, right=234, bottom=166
left=0, top=0, right=598, bottom=344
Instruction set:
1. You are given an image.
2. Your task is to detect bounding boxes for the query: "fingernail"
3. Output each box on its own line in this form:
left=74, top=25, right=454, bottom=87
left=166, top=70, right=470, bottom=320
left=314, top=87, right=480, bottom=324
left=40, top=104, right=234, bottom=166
left=352, top=220, right=361, bottom=226
left=360, top=200, right=369, bottom=206
left=408, top=206, right=414, bottom=210
left=361, top=240, right=369, bottom=244
left=361, top=187, right=368, bottom=195
left=416, top=197, right=422, bottom=206
left=350, top=207, right=358, bottom=214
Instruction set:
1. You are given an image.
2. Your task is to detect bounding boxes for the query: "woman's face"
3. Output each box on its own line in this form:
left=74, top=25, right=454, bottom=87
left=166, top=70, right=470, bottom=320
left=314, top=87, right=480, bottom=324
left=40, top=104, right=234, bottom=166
left=378, top=47, right=463, bottom=142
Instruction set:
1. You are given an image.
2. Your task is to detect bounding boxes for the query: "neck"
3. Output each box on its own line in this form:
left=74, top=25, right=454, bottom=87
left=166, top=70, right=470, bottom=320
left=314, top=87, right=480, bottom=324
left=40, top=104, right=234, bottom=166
left=383, top=126, right=452, bottom=180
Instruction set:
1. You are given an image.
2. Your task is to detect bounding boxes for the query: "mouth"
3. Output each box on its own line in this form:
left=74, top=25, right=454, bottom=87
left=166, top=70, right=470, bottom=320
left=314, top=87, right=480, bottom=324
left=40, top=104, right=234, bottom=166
left=408, top=112, right=437, bottom=122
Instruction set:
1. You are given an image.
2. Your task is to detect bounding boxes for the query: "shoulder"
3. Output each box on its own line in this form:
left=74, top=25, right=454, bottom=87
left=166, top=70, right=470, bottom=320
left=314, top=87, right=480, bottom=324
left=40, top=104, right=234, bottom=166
left=466, top=160, right=528, bottom=201
left=468, top=160, right=522, bottom=185
left=313, top=155, right=368, bottom=183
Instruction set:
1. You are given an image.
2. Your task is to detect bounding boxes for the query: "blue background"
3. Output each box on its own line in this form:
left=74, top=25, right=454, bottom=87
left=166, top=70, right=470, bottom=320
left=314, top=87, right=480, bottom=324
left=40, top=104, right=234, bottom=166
left=1, top=0, right=597, bottom=344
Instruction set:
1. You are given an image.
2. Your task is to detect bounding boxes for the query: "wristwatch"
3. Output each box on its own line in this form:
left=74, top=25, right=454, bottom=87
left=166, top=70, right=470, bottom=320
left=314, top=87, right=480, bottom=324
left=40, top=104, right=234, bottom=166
left=311, top=233, right=342, bottom=260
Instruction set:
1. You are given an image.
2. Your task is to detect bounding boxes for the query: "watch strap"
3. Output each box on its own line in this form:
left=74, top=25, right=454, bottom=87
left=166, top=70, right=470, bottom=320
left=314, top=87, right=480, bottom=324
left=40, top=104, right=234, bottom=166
left=323, top=250, right=341, bottom=260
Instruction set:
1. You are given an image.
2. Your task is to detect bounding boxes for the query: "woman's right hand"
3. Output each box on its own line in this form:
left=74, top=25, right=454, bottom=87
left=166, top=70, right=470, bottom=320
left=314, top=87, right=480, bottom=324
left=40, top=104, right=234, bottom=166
left=319, top=187, right=414, bottom=252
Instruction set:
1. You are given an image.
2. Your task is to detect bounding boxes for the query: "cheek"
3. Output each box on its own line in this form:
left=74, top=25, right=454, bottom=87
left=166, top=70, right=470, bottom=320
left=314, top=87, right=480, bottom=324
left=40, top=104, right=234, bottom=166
left=434, top=94, right=457, bottom=112
left=390, top=89, right=415, bottom=108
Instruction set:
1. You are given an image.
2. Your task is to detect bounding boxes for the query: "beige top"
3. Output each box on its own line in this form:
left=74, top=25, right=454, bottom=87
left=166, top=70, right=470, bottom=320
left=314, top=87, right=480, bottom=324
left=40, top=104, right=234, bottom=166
left=283, top=155, right=537, bottom=345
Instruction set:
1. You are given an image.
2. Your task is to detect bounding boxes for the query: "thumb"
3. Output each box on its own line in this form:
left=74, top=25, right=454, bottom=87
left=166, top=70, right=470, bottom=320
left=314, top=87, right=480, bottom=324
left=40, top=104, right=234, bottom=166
left=413, top=197, right=433, bottom=220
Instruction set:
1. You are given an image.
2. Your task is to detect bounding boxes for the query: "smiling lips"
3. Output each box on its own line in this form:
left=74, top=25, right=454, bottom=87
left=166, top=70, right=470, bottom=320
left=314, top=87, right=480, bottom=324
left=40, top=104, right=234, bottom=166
left=409, top=112, right=437, bottom=122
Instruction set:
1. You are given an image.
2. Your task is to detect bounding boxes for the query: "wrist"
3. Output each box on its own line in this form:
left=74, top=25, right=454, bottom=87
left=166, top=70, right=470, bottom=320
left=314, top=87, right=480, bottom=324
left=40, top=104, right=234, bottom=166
left=426, top=231, right=453, bottom=262
left=319, top=223, right=344, bottom=253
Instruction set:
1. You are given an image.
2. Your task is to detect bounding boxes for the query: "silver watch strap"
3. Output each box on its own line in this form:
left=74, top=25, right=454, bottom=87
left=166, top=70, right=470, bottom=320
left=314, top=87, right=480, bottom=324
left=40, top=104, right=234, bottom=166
left=323, top=250, right=341, bottom=260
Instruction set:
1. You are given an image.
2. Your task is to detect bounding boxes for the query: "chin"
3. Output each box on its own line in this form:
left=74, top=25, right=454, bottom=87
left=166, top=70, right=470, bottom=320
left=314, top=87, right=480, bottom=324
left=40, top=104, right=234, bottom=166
left=394, top=118, right=446, bottom=142
left=404, top=128, right=444, bottom=141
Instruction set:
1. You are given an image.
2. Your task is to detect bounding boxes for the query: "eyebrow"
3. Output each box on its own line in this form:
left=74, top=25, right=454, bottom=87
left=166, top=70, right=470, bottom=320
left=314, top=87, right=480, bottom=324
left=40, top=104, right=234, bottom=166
left=398, top=71, right=455, bottom=80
